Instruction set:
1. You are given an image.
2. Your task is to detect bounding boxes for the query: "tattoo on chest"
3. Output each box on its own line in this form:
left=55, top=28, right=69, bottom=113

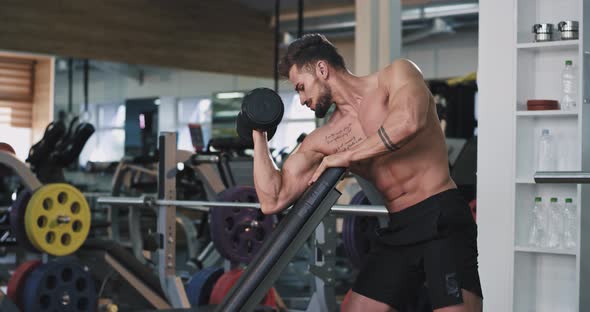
left=325, top=123, right=364, bottom=152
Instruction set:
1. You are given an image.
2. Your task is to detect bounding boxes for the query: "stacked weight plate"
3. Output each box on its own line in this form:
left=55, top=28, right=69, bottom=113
left=10, top=183, right=91, bottom=256
left=342, top=191, right=380, bottom=269
left=209, top=186, right=278, bottom=265
left=7, top=183, right=95, bottom=311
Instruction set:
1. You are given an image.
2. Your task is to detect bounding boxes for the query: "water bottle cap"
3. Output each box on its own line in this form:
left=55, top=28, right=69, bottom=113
left=542, top=129, right=550, bottom=135
left=565, top=198, right=573, bottom=203
left=565, top=60, right=573, bottom=65
left=550, top=197, right=558, bottom=202
left=535, top=197, right=542, bottom=202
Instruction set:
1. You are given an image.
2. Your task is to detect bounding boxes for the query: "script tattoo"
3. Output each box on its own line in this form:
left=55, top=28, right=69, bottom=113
left=324, top=123, right=364, bottom=152
left=325, top=123, right=353, bottom=144
left=336, top=136, right=363, bottom=152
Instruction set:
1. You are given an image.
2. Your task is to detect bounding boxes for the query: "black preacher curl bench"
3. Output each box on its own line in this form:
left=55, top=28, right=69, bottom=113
left=136, top=160, right=346, bottom=311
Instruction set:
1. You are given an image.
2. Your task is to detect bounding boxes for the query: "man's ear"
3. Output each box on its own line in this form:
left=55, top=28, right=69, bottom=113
left=315, top=61, right=329, bottom=80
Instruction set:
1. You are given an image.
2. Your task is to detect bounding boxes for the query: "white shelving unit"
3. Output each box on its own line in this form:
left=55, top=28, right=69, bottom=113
left=512, top=0, right=589, bottom=311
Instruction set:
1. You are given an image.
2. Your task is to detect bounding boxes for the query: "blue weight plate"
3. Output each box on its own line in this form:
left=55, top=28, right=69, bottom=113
left=185, top=266, right=224, bottom=306
left=209, top=186, right=277, bottom=264
left=9, top=190, right=36, bottom=251
left=23, top=259, right=97, bottom=312
left=343, top=191, right=379, bottom=269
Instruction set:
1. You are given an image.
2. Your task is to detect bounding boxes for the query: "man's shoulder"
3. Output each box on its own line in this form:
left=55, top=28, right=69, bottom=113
left=377, top=59, right=424, bottom=92
left=381, top=59, right=422, bottom=79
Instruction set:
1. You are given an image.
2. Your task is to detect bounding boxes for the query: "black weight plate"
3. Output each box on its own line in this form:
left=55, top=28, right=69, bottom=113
left=210, top=186, right=277, bottom=264
left=9, top=190, right=36, bottom=251
left=236, top=113, right=277, bottom=146
left=185, top=266, right=224, bottom=306
left=241, top=88, right=284, bottom=129
left=236, top=112, right=254, bottom=147
left=342, top=191, right=379, bottom=269
left=23, top=259, right=97, bottom=312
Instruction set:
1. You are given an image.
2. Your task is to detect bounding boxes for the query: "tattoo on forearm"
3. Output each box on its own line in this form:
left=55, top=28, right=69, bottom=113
left=378, top=126, right=400, bottom=152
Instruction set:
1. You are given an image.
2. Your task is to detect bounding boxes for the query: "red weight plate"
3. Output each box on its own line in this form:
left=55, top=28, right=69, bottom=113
left=6, top=260, right=41, bottom=310
left=340, top=289, right=353, bottom=312
left=209, top=268, right=277, bottom=308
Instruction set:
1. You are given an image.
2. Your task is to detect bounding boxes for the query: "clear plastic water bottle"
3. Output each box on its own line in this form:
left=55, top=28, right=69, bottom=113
left=562, top=198, right=577, bottom=249
left=537, top=129, right=556, bottom=171
left=561, top=60, right=577, bottom=111
left=546, top=197, right=563, bottom=248
left=528, top=197, right=546, bottom=247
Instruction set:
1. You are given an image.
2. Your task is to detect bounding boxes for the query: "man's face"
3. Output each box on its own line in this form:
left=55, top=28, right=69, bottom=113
left=288, top=65, right=333, bottom=118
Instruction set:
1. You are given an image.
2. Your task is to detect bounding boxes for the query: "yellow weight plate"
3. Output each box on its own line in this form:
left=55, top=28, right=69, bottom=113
left=24, top=183, right=91, bottom=256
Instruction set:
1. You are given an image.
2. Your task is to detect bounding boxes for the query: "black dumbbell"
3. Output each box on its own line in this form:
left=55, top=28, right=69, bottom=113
left=236, top=88, right=284, bottom=146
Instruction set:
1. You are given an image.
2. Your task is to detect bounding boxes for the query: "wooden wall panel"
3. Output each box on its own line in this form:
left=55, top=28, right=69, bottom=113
left=0, top=100, right=32, bottom=128
left=0, top=0, right=275, bottom=77
left=31, top=58, right=54, bottom=143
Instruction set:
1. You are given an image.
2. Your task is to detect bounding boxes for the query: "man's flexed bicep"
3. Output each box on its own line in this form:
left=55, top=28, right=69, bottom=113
left=253, top=132, right=324, bottom=215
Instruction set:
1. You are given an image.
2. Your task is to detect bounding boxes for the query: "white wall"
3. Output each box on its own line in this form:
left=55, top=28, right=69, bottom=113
left=402, top=29, right=479, bottom=79
left=53, top=66, right=297, bottom=116
left=333, top=29, right=478, bottom=79
left=477, top=0, right=515, bottom=310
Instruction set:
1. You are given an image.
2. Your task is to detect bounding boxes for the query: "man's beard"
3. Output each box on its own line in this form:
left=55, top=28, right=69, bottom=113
left=314, top=84, right=333, bottom=118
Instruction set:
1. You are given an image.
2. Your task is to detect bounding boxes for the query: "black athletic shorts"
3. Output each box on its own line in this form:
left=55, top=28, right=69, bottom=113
left=352, top=188, right=483, bottom=310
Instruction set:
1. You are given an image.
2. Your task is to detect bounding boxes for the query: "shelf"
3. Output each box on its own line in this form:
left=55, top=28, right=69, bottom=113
left=516, top=110, right=578, bottom=117
left=517, top=40, right=579, bottom=51
left=515, top=177, right=535, bottom=184
left=534, top=171, right=590, bottom=184
left=515, top=246, right=577, bottom=255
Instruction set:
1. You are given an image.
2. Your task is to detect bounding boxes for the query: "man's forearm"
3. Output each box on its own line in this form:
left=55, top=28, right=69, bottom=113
left=252, top=131, right=282, bottom=209
left=349, top=119, right=421, bottom=163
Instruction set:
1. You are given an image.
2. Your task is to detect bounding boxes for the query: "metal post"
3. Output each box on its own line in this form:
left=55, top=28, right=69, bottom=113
left=67, top=58, right=73, bottom=114
left=297, top=0, right=304, bottom=38
left=157, top=132, right=189, bottom=308
left=306, top=217, right=337, bottom=312
left=274, top=0, right=280, bottom=92
left=83, top=59, right=89, bottom=113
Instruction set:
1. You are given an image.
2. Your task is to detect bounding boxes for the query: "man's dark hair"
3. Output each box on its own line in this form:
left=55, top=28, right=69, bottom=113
left=278, top=34, right=346, bottom=79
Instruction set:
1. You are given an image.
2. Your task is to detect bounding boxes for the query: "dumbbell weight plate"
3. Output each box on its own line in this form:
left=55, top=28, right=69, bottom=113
left=24, top=184, right=91, bottom=256
left=236, top=112, right=277, bottom=146
left=241, top=88, right=284, bottom=130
